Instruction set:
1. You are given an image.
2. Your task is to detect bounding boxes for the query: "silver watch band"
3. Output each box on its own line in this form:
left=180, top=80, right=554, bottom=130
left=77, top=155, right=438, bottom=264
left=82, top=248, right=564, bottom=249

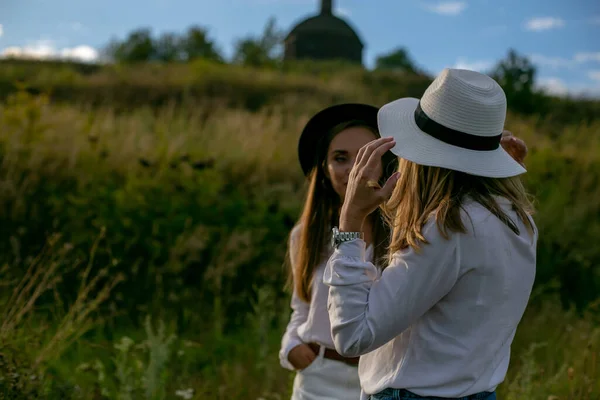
left=332, top=227, right=364, bottom=248
left=338, top=231, right=362, bottom=241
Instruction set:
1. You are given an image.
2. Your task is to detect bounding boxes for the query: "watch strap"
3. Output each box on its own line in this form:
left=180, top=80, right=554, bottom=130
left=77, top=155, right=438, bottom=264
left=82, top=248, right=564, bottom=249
left=332, top=227, right=364, bottom=248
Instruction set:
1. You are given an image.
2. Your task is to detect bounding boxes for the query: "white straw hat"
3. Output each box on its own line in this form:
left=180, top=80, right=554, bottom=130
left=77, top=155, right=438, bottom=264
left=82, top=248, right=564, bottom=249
left=377, top=68, right=526, bottom=178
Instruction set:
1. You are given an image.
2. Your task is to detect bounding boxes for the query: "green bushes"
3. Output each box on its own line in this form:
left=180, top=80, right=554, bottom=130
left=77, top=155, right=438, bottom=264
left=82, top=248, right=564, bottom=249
left=0, top=90, right=303, bottom=332
left=0, top=62, right=599, bottom=399
left=2, top=84, right=599, bottom=319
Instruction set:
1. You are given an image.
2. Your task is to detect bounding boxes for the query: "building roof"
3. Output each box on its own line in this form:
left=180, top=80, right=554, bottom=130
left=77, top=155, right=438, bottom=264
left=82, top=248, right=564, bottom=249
left=285, top=14, right=364, bottom=47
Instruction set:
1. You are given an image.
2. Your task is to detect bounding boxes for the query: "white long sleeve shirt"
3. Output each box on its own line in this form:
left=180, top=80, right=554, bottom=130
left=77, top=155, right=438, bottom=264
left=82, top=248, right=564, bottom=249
left=279, top=224, right=374, bottom=370
left=323, top=197, right=537, bottom=398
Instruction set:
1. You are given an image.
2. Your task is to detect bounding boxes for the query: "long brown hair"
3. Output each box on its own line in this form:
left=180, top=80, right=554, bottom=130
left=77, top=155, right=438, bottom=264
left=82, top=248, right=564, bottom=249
left=287, top=120, right=397, bottom=303
left=383, top=158, right=535, bottom=257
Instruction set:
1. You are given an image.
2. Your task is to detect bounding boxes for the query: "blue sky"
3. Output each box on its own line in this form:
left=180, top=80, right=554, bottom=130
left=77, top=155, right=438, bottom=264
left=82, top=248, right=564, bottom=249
left=0, top=0, right=599, bottom=97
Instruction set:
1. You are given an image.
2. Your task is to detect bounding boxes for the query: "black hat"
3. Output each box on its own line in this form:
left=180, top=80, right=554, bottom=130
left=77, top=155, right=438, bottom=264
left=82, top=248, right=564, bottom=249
left=298, top=103, right=379, bottom=176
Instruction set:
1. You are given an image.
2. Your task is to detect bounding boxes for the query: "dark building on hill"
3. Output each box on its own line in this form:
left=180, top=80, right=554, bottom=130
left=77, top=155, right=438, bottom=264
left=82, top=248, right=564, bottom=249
left=283, top=0, right=364, bottom=65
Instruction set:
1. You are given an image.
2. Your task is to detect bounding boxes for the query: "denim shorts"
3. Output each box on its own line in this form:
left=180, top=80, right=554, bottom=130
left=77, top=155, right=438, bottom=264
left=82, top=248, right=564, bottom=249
left=369, top=388, right=496, bottom=400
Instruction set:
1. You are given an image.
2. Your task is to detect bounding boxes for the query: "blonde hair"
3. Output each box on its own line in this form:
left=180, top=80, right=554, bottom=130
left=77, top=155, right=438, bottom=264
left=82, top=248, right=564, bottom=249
left=383, top=158, right=535, bottom=258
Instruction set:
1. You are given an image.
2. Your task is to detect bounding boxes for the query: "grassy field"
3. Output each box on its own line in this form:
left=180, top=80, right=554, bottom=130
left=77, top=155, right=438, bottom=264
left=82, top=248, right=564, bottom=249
left=0, top=60, right=599, bottom=399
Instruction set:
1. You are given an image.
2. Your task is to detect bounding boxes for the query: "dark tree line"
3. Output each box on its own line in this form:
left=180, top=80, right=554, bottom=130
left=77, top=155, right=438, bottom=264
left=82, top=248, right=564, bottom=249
left=104, top=26, right=223, bottom=63
left=102, top=17, right=283, bottom=67
left=104, top=18, right=541, bottom=114
left=373, top=48, right=540, bottom=114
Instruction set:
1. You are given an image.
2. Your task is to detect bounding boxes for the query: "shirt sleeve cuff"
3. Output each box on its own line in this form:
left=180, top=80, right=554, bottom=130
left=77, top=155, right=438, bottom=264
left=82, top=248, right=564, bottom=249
left=279, top=336, right=303, bottom=371
left=337, top=239, right=367, bottom=260
left=324, top=239, right=379, bottom=286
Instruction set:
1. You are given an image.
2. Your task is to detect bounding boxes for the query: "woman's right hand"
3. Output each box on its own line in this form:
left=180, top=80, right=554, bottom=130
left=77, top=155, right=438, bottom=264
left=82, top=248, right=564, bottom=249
left=288, top=343, right=317, bottom=370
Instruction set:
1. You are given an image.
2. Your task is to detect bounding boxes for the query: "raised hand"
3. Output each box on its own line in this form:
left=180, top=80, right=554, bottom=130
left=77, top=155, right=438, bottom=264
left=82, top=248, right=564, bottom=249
left=501, top=130, right=528, bottom=167
left=340, top=137, right=400, bottom=232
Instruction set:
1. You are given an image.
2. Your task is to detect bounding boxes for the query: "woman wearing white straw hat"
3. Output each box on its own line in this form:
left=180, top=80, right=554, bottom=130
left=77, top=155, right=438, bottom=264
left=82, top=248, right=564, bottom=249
left=323, top=68, right=537, bottom=400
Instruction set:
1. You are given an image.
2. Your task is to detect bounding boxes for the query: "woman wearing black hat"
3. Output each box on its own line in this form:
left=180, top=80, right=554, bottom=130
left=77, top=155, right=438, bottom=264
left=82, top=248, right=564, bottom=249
left=279, top=103, right=398, bottom=399
left=279, top=101, right=528, bottom=400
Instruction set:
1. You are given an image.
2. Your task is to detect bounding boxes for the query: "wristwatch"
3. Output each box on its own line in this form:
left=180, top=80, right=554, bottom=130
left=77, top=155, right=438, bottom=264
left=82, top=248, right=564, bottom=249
left=331, top=226, right=364, bottom=249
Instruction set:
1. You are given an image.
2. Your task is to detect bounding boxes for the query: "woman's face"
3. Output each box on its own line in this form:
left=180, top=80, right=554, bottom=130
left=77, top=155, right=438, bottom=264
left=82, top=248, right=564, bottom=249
left=325, top=126, right=380, bottom=200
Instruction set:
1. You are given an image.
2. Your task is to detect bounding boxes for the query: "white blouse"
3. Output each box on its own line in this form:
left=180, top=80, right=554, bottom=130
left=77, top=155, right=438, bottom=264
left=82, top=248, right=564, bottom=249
left=279, top=224, right=374, bottom=370
left=323, top=198, right=538, bottom=399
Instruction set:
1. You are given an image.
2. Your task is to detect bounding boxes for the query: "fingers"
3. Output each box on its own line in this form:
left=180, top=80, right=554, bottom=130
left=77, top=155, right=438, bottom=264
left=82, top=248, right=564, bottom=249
left=514, top=137, right=527, bottom=152
left=379, top=172, right=400, bottom=200
left=363, top=139, right=396, bottom=171
left=300, top=347, right=316, bottom=370
left=355, top=143, right=367, bottom=167
left=501, top=136, right=528, bottom=165
left=501, top=135, right=519, bottom=145
left=356, top=137, right=394, bottom=168
left=303, top=344, right=317, bottom=359
left=501, top=131, right=528, bottom=159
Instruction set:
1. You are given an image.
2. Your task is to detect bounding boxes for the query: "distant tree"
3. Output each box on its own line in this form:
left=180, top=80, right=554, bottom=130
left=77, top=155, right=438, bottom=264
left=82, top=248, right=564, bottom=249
left=180, top=25, right=223, bottom=62
left=105, top=28, right=156, bottom=63
left=155, top=32, right=183, bottom=62
left=233, top=39, right=269, bottom=67
left=232, top=17, right=284, bottom=67
left=259, top=17, right=284, bottom=61
left=490, top=49, right=539, bottom=113
left=375, top=47, right=419, bottom=73
left=103, top=25, right=223, bottom=64
left=491, top=49, right=536, bottom=93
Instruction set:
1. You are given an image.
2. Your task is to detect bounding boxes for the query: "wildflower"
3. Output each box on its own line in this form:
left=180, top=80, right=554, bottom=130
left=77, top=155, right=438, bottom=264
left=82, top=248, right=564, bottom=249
left=175, top=388, right=194, bottom=399
left=567, top=366, right=574, bottom=380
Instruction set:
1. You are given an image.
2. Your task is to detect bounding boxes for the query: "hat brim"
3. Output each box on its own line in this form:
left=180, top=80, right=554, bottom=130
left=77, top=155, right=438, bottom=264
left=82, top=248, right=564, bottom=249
left=377, top=98, right=526, bottom=178
left=298, top=103, right=379, bottom=176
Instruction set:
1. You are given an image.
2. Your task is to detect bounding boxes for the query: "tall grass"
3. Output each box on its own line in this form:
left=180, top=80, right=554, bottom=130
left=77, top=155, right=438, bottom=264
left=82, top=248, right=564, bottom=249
left=0, top=63, right=599, bottom=399
left=0, top=231, right=122, bottom=398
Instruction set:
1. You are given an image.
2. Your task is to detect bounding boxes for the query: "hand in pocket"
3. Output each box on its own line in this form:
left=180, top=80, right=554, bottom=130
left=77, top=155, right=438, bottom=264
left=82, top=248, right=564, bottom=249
left=288, top=343, right=317, bottom=370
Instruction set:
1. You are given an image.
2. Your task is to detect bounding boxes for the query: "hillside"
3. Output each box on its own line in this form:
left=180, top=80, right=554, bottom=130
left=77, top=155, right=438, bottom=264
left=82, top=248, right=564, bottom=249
left=0, top=59, right=598, bottom=399
left=1, top=58, right=599, bottom=124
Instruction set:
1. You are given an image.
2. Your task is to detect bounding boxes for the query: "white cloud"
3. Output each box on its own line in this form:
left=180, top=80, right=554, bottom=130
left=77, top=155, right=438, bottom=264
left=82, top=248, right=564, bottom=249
left=535, top=77, right=600, bottom=99
left=529, top=54, right=573, bottom=69
left=536, top=77, right=569, bottom=96
left=60, top=45, right=98, bottom=61
left=425, top=1, right=467, bottom=16
left=575, top=52, right=600, bottom=63
left=1, top=39, right=98, bottom=63
left=453, top=57, right=493, bottom=72
left=0, top=24, right=3, bottom=38
left=588, top=70, right=600, bottom=82
left=528, top=52, right=600, bottom=70
left=566, top=84, right=600, bottom=99
left=525, top=17, right=565, bottom=31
